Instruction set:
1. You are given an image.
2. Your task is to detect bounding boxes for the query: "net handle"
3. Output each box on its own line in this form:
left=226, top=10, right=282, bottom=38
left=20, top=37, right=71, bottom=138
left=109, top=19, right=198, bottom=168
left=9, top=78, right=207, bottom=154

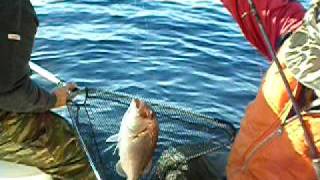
left=29, top=62, right=66, bottom=87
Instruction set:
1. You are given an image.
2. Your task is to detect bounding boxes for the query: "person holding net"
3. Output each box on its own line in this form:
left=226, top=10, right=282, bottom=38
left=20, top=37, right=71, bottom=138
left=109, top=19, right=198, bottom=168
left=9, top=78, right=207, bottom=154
left=0, top=0, right=95, bottom=179
left=222, top=0, right=320, bottom=179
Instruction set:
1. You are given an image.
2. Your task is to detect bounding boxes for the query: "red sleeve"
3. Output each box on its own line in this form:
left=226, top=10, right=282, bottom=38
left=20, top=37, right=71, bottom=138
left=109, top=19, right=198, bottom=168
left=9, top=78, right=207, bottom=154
left=221, top=0, right=305, bottom=61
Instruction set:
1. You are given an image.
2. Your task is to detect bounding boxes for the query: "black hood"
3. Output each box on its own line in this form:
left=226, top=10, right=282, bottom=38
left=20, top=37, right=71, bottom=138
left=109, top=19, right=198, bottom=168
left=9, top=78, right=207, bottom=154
left=0, top=0, right=39, bottom=93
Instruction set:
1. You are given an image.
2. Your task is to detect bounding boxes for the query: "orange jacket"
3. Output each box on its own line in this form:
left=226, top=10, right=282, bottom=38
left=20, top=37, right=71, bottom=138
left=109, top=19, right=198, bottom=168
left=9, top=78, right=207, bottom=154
left=227, top=61, right=320, bottom=180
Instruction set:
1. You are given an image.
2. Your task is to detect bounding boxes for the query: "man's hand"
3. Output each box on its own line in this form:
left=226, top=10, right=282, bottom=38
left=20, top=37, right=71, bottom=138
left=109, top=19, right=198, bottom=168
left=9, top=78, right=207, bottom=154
left=52, top=83, right=77, bottom=108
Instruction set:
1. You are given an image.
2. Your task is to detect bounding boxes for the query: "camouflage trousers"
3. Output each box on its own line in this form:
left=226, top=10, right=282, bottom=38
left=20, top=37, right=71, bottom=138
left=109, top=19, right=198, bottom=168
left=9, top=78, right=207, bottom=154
left=0, top=110, right=96, bottom=180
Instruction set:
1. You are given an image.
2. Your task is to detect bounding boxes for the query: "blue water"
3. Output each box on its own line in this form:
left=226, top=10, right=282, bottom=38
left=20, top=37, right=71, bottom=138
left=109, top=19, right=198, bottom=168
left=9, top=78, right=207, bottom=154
left=30, top=0, right=310, bottom=125
left=30, top=0, right=274, bottom=126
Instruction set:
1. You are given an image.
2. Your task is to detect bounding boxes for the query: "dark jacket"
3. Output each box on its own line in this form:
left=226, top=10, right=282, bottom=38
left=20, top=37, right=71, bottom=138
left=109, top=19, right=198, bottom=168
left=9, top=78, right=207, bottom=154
left=0, top=0, right=56, bottom=112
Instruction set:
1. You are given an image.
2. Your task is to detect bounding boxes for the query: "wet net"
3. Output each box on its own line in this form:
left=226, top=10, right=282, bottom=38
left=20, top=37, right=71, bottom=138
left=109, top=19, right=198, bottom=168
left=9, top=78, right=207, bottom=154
left=67, top=88, right=236, bottom=180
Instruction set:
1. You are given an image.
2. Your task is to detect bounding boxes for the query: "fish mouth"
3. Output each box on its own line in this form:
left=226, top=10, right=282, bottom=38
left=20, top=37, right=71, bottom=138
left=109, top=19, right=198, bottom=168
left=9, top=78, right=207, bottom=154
left=134, top=99, right=143, bottom=109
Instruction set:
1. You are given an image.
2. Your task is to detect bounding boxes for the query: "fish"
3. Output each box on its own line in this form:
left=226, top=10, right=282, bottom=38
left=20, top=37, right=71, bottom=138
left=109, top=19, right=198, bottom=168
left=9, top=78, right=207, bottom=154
left=106, top=98, right=159, bottom=180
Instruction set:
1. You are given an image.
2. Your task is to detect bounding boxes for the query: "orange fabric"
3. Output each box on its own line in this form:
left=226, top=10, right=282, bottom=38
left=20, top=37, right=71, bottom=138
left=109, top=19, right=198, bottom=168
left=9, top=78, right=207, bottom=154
left=227, top=61, right=320, bottom=180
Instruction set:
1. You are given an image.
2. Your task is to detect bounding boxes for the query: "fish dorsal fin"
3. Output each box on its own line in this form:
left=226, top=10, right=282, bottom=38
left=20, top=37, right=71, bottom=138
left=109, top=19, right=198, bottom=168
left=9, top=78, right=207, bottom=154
left=106, top=133, right=119, bottom=143
left=116, top=161, right=127, bottom=178
left=143, top=160, right=152, bottom=175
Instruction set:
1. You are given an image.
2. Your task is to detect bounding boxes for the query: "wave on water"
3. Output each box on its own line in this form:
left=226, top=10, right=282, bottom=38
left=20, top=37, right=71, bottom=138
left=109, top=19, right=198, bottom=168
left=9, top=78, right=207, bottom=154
left=144, top=0, right=222, bottom=8
left=30, top=0, right=64, bottom=6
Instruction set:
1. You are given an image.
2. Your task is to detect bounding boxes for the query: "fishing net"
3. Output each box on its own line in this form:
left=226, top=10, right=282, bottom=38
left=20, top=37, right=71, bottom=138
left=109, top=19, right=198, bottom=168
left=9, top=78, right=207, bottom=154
left=67, top=88, right=236, bottom=180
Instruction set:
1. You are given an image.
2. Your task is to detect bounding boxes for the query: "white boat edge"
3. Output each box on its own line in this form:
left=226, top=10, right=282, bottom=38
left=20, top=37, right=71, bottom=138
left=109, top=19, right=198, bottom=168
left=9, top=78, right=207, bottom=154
left=0, top=160, right=52, bottom=180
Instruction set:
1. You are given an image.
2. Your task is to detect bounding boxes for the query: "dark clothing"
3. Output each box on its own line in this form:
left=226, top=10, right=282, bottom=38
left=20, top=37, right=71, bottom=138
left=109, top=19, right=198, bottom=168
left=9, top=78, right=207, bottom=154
left=0, top=0, right=56, bottom=112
